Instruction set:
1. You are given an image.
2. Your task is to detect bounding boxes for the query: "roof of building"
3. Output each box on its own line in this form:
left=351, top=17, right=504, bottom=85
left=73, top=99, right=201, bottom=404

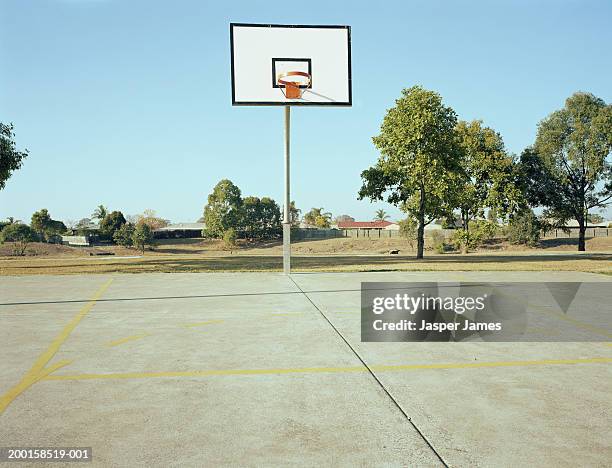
left=337, top=220, right=396, bottom=229
left=155, top=222, right=205, bottom=232
left=562, top=219, right=610, bottom=228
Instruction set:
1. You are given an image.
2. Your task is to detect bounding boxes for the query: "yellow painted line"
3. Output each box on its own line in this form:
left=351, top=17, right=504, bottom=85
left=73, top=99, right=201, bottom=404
left=43, top=357, right=612, bottom=382
left=182, top=320, right=224, bottom=328
left=0, top=278, right=113, bottom=415
left=107, top=333, right=150, bottom=347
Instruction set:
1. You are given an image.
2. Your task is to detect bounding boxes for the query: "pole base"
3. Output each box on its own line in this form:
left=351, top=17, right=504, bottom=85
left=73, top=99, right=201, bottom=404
left=283, top=223, right=291, bottom=275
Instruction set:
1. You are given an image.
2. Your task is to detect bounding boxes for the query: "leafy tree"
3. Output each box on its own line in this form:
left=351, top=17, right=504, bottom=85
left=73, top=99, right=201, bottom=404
left=359, top=86, right=463, bottom=259
left=203, top=179, right=243, bottom=238
left=335, top=214, right=355, bottom=224
left=258, top=197, right=282, bottom=238
left=398, top=217, right=417, bottom=250
left=74, top=217, right=97, bottom=236
left=99, top=211, right=126, bottom=239
left=303, top=207, right=332, bottom=228
left=587, top=213, right=604, bottom=224
left=242, top=197, right=263, bottom=239
left=506, top=209, right=541, bottom=246
left=0, top=223, right=36, bottom=255
left=30, top=209, right=66, bottom=241
left=374, top=209, right=390, bottom=222
left=0, top=122, right=29, bottom=190
left=30, top=209, right=52, bottom=239
left=520, top=92, right=612, bottom=251
left=113, top=223, right=135, bottom=247
left=223, top=228, right=237, bottom=248
left=455, top=120, right=524, bottom=230
left=452, top=219, right=498, bottom=253
left=91, top=205, right=108, bottom=222
left=430, top=230, right=447, bottom=254
left=135, top=209, right=170, bottom=230
left=132, top=223, right=154, bottom=254
left=288, top=201, right=301, bottom=227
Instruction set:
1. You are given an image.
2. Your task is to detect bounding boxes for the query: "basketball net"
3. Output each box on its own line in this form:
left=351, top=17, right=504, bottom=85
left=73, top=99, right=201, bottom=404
left=278, top=71, right=311, bottom=100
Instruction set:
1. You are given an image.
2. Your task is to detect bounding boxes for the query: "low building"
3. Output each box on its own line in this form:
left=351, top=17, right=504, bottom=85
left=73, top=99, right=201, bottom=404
left=61, top=235, right=93, bottom=246
left=154, top=222, right=205, bottom=239
left=337, top=220, right=399, bottom=230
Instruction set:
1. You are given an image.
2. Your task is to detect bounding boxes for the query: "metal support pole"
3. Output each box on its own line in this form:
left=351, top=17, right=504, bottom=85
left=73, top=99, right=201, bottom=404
left=283, top=106, right=291, bottom=275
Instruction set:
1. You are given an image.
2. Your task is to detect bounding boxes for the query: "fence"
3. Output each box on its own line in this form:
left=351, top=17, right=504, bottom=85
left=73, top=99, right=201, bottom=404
left=541, top=228, right=610, bottom=239
left=292, top=228, right=457, bottom=240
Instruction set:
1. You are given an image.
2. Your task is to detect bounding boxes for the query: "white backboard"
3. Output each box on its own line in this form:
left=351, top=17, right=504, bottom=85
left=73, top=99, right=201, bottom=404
left=230, top=23, right=352, bottom=106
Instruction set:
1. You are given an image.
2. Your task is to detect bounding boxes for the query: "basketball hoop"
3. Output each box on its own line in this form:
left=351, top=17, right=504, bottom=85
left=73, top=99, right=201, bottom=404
left=277, top=71, right=311, bottom=99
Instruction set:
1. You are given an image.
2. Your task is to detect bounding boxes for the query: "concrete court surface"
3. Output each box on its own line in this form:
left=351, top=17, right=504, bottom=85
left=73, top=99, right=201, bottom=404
left=0, top=271, right=611, bottom=467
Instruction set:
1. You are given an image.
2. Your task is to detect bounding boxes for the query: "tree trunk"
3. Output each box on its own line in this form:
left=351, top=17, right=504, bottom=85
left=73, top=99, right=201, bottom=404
left=578, top=220, right=586, bottom=252
left=416, top=185, right=425, bottom=259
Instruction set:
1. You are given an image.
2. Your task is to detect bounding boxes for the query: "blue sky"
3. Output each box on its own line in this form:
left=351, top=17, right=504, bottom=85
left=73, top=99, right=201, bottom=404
left=1, top=0, right=611, bottom=224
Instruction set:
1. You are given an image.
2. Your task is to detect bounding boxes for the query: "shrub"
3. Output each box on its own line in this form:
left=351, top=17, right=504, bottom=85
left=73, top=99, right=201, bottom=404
left=399, top=217, right=417, bottom=250
left=430, top=230, right=446, bottom=254
left=223, top=228, right=237, bottom=248
left=507, top=210, right=541, bottom=246
left=472, top=220, right=498, bottom=241
left=132, top=223, right=154, bottom=254
left=0, top=223, right=36, bottom=256
left=452, top=229, right=479, bottom=253
left=113, top=223, right=135, bottom=247
left=99, top=211, right=126, bottom=240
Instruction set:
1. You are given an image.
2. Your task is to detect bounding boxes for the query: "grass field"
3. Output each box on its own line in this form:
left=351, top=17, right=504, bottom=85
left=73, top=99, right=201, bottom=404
left=1, top=236, right=611, bottom=276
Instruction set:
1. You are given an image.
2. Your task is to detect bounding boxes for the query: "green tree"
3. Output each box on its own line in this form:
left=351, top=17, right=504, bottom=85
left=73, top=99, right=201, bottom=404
left=374, top=209, right=390, bottom=222
left=259, top=197, right=282, bottom=238
left=203, top=179, right=243, bottom=238
left=243, top=196, right=263, bottom=239
left=132, top=223, right=154, bottom=254
left=135, top=209, right=170, bottom=230
left=99, top=211, right=126, bottom=239
left=91, top=205, right=108, bottom=222
left=223, top=227, right=237, bottom=248
left=520, top=92, right=612, bottom=251
left=506, top=209, right=541, bottom=246
left=335, top=214, right=355, bottom=224
left=0, top=223, right=36, bottom=255
left=398, top=216, right=417, bottom=250
left=288, top=200, right=301, bottom=227
left=113, top=223, right=135, bottom=247
left=359, top=86, right=463, bottom=259
left=455, top=120, right=524, bottom=230
left=30, top=209, right=52, bottom=239
left=304, top=207, right=332, bottom=228
left=30, top=209, right=66, bottom=242
left=587, top=213, right=604, bottom=224
left=0, top=122, right=29, bottom=190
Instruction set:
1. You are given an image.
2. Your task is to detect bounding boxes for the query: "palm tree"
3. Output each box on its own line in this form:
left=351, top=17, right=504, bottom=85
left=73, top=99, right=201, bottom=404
left=91, top=204, right=108, bottom=222
left=374, top=209, right=389, bottom=222
left=304, top=207, right=332, bottom=228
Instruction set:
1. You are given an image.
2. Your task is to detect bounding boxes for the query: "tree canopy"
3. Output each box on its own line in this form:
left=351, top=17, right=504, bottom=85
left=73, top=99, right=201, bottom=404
left=203, top=179, right=243, bottom=238
left=359, top=86, right=463, bottom=258
left=99, top=211, right=126, bottom=239
left=0, top=123, right=28, bottom=190
left=303, top=207, right=332, bottom=228
left=520, top=92, right=611, bottom=251
left=455, top=120, right=524, bottom=230
left=30, top=209, right=67, bottom=241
